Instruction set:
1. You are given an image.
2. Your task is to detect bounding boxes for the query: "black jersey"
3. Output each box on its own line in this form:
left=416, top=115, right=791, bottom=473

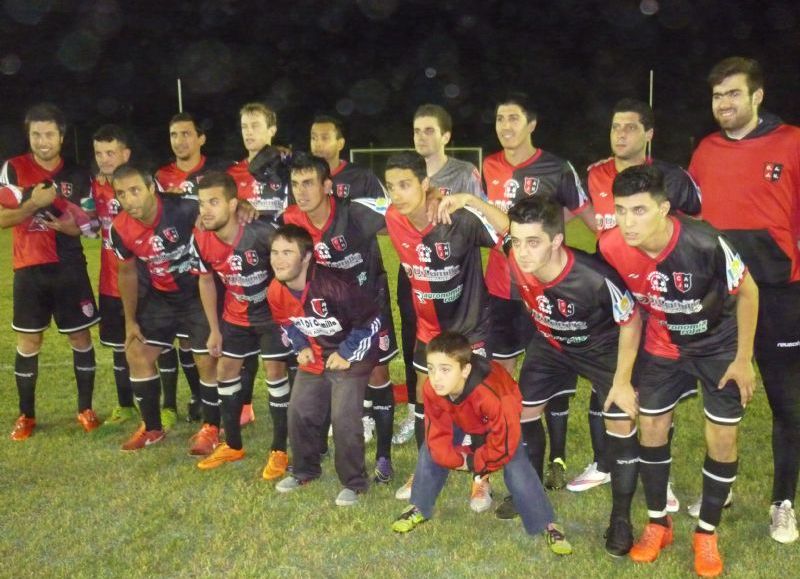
left=110, top=194, right=199, bottom=295
left=509, top=247, right=636, bottom=352
left=330, top=160, right=386, bottom=200
left=386, top=204, right=498, bottom=344
left=191, top=220, right=276, bottom=327
left=599, top=215, right=746, bottom=360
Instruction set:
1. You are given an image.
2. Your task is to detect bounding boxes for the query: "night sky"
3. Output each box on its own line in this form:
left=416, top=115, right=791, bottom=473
left=1, top=0, right=798, bottom=173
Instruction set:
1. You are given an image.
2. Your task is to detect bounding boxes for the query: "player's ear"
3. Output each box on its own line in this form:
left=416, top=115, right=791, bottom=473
left=122, top=148, right=131, bottom=163
left=552, top=232, right=565, bottom=248
left=752, top=87, right=764, bottom=108
left=461, top=362, right=472, bottom=381
left=441, top=131, right=452, bottom=147
left=659, top=199, right=671, bottom=216
left=421, top=176, right=431, bottom=193
left=527, top=118, right=538, bottom=134
left=323, top=178, right=333, bottom=196
left=644, top=128, right=654, bottom=144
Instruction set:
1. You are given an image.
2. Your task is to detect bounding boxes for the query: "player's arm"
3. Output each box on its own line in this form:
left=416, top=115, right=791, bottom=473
left=198, top=273, right=223, bottom=357
left=0, top=182, right=57, bottom=228
left=565, top=203, right=598, bottom=232
left=719, top=271, right=758, bottom=405
left=436, top=192, right=510, bottom=234
left=328, top=280, right=382, bottom=370
left=422, top=383, right=464, bottom=470
left=117, top=257, right=144, bottom=347
left=605, top=309, right=642, bottom=418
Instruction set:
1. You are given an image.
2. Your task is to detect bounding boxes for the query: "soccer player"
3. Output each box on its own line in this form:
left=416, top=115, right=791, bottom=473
left=569, top=98, right=701, bottom=498
left=600, top=165, right=758, bottom=577
left=384, top=151, right=509, bottom=510
left=688, top=56, right=800, bottom=544
left=392, top=104, right=486, bottom=446
left=110, top=164, right=221, bottom=452
left=191, top=172, right=292, bottom=474
left=91, top=124, right=138, bottom=425
left=502, top=195, right=641, bottom=556
left=281, top=152, right=398, bottom=483
left=268, top=224, right=381, bottom=506
left=482, top=93, right=593, bottom=489
left=390, top=331, right=572, bottom=557
left=0, top=103, right=100, bottom=440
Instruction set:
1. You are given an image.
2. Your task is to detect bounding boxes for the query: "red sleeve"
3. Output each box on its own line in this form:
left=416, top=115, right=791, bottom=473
left=0, top=184, right=23, bottom=209
left=423, top=380, right=463, bottom=470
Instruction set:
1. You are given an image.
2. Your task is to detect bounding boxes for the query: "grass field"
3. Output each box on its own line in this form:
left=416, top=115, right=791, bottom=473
left=0, top=222, right=794, bottom=578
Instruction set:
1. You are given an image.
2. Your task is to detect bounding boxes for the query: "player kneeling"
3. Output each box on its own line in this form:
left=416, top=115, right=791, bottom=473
left=391, top=331, right=572, bottom=556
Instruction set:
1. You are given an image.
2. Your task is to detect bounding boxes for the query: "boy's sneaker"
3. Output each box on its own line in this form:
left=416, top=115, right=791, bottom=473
left=362, top=415, right=376, bottom=443
left=392, top=505, right=427, bottom=533
left=160, top=408, right=178, bottom=431
left=104, top=406, right=139, bottom=426
left=544, top=523, right=573, bottom=555
left=373, top=457, right=394, bottom=484
left=688, top=489, right=733, bottom=518
left=276, top=476, right=308, bottom=493
left=395, top=475, right=414, bottom=500
left=392, top=414, right=415, bottom=445
left=604, top=516, right=634, bottom=557
left=495, top=495, right=519, bottom=520
left=770, top=500, right=799, bottom=544
left=77, top=409, right=101, bottom=432
left=240, top=403, right=255, bottom=426
left=335, top=488, right=359, bottom=507
left=262, top=450, right=290, bottom=480
left=567, top=462, right=610, bottom=492
left=629, top=517, right=673, bottom=562
left=188, top=423, right=219, bottom=456
left=197, top=442, right=245, bottom=470
left=10, top=415, right=36, bottom=441
left=469, top=477, right=492, bottom=513
left=121, top=424, right=165, bottom=451
left=544, top=458, right=567, bottom=490
left=186, top=398, right=202, bottom=422
left=665, top=481, right=680, bottom=513
left=693, top=531, right=723, bottom=578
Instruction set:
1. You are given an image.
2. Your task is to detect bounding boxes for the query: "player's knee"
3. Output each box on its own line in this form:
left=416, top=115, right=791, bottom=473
left=706, top=422, right=738, bottom=461
left=66, top=329, right=92, bottom=350
left=369, top=364, right=390, bottom=384
left=17, top=332, right=44, bottom=355
left=194, top=354, right=217, bottom=381
left=520, top=405, right=544, bottom=422
left=217, top=357, right=243, bottom=381
left=639, top=413, right=672, bottom=446
left=264, top=360, right=287, bottom=381
left=605, top=418, right=635, bottom=436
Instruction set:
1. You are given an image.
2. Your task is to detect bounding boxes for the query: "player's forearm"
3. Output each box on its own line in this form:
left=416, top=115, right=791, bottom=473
left=613, top=310, right=642, bottom=384
left=574, top=203, right=598, bottom=232
left=734, top=273, right=759, bottom=361
left=0, top=199, right=40, bottom=228
left=198, top=274, right=221, bottom=334
left=462, top=195, right=509, bottom=234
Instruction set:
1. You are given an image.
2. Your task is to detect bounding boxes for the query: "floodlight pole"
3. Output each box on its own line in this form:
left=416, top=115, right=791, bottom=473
left=647, top=69, right=654, bottom=159
left=177, top=78, right=183, bottom=113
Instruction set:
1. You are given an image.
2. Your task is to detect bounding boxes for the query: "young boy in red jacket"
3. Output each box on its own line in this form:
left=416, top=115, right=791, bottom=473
left=391, top=330, right=572, bottom=556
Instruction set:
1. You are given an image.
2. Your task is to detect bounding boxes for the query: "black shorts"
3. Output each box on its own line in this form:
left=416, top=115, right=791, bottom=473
left=99, top=294, right=125, bottom=348
left=137, top=287, right=210, bottom=353
left=518, top=335, right=628, bottom=420
left=755, top=283, right=800, bottom=361
left=488, top=295, right=533, bottom=359
left=13, top=263, right=100, bottom=334
left=636, top=352, right=743, bottom=425
left=413, top=338, right=490, bottom=374
left=221, top=319, right=292, bottom=360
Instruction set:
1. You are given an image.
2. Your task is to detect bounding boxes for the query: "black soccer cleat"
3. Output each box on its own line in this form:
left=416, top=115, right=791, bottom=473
left=604, top=516, right=634, bottom=557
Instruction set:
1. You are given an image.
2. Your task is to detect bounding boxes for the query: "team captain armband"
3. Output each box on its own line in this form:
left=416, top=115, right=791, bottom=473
left=605, top=278, right=636, bottom=324
left=718, top=236, right=746, bottom=292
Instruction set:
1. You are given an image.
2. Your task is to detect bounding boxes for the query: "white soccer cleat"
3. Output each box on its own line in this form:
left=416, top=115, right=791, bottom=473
left=666, top=481, right=680, bottom=513
left=469, top=477, right=492, bottom=513
left=770, top=500, right=799, bottom=544
left=392, top=415, right=415, bottom=445
left=566, top=462, right=610, bottom=492
left=362, top=415, right=375, bottom=443
left=395, top=474, right=414, bottom=500
left=687, top=489, right=733, bottom=518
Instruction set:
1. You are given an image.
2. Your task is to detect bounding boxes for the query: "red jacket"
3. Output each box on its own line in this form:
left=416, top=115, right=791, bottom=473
left=424, top=356, right=522, bottom=476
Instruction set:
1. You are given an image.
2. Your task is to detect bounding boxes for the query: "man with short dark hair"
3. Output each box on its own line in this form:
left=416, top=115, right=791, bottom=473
left=689, top=56, right=800, bottom=545
left=0, top=103, right=100, bottom=440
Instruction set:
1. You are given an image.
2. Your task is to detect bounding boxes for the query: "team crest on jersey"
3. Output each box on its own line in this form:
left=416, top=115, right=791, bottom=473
left=379, top=331, right=390, bottom=351
left=228, top=254, right=243, bottom=272
left=416, top=243, right=432, bottom=263
left=764, top=162, right=783, bottom=182
left=80, top=300, right=94, bottom=318
left=557, top=299, right=574, bottom=317
left=647, top=271, right=669, bottom=293
left=503, top=179, right=520, bottom=199
left=162, top=227, right=179, bottom=243
left=149, top=235, right=165, bottom=253
left=109, top=199, right=121, bottom=215
left=331, top=235, right=347, bottom=251
left=438, top=186, right=452, bottom=196
left=244, top=249, right=258, bottom=266
left=315, top=242, right=331, bottom=262
left=435, top=242, right=451, bottom=260
left=310, top=298, right=328, bottom=317
left=523, top=176, right=540, bottom=195
left=672, top=272, right=692, bottom=293
left=269, top=179, right=282, bottom=192
left=335, top=183, right=350, bottom=198
left=59, top=182, right=73, bottom=198
left=536, top=295, right=552, bottom=315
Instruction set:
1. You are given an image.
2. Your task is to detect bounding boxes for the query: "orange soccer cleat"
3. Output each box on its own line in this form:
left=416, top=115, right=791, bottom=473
left=629, top=517, right=673, bottom=563
left=121, top=423, right=165, bottom=451
left=693, top=531, right=723, bottom=578
left=197, top=443, right=245, bottom=470
left=77, top=409, right=101, bottom=433
left=262, top=450, right=289, bottom=480
left=10, top=415, right=36, bottom=441
left=189, top=423, right=220, bottom=456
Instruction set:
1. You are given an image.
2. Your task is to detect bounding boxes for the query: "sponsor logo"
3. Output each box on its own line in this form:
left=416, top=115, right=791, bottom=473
left=330, top=235, right=347, bottom=251
left=80, top=300, right=94, bottom=318
left=149, top=235, right=165, bottom=253
left=438, top=186, right=452, bottom=196
left=536, top=295, right=552, bottom=315
left=764, top=162, right=783, bottom=182
left=416, top=243, right=432, bottom=263
left=310, top=298, right=328, bottom=317
left=315, top=242, right=331, bottom=262
left=162, top=227, right=179, bottom=243
left=595, top=213, right=616, bottom=230
left=228, top=254, right=242, bottom=272
left=557, top=298, right=574, bottom=317
left=335, top=183, right=350, bottom=198
left=523, top=176, right=540, bottom=195
left=244, top=249, right=258, bottom=266
left=435, top=242, right=451, bottom=260
left=672, top=272, right=692, bottom=293
left=503, top=178, right=519, bottom=199
left=647, top=270, right=669, bottom=293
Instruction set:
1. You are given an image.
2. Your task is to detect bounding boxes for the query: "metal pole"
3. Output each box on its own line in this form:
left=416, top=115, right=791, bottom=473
left=177, top=78, right=183, bottom=113
left=647, top=69, right=654, bottom=159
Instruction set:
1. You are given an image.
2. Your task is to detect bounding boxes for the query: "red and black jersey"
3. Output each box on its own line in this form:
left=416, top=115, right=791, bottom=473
left=110, top=194, right=199, bottom=295
left=92, top=176, right=123, bottom=296
left=192, top=220, right=276, bottom=327
left=227, top=154, right=290, bottom=222
left=587, top=157, right=701, bottom=232
left=599, top=216, right=746, bottom=360
left=330, top=160, right=386, bottom=200
left=280, top=196, right=388, bottom=292
left=154, top=156, right=227, bottom=197
left=482, top=149, right=589, bottom=299
left=424, top=356, right=522, bottom=477
left=267, top=262, right=381, bottom=374
left=386, top=204, right=498, bottom=344
left=509, top=247, right=637, bottom=352
left=0, top=153, right=91, bottom=269
left=689, top=114, right=800, bottom=285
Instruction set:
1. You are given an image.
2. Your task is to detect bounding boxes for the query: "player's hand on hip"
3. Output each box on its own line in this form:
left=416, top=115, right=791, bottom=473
left=325, top=352, right=351, bottom=370
left=719, top=357, right=756, bottom=408
left=297, top=347, right=315, bottom=366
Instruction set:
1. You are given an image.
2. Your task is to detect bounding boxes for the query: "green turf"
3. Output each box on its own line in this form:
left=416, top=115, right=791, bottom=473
left=0, top=223, right=793, bottom=577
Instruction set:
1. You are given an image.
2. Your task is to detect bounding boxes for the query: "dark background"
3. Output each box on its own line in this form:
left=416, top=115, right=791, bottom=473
left=1, top=0, right=798, bottom=173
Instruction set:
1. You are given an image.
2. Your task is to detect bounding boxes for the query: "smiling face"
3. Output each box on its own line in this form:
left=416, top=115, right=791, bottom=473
left=270, top=235, right=311, bottom=286
left=495, top=104, right=536, bottom=152
left=711, top=73, right=762, bottom=138
left=426, top=351, right=470, bottom=398
left=28, top=121, right=63, bottom=165
left=610, top=111, right=652, bottom=163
